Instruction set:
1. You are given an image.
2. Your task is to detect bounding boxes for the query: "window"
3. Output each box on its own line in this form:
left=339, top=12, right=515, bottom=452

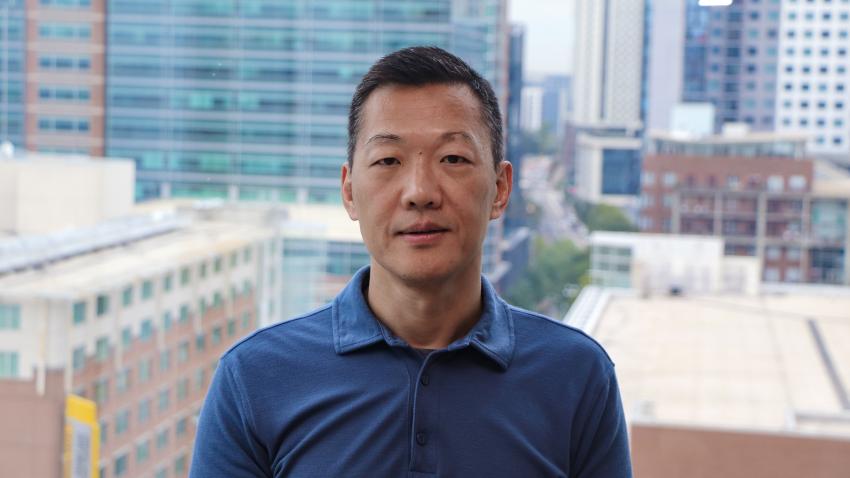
left=767, top=175, right=784, bottom=192
left=95, top=337, right=110, bottom=361
left=116, top=368, right=131, bottom=394
left=766, top=246, right=781, bottom=261
left=156, top=428, right=169, bottom=450
left=242, top=311, right=252, bottom=329
left=138, top=398, right=152, bottom=424
left=789, top=175, right=807, bottom=191
left=244, top=246, right=253, bottom=262
left=194, top=367, right=206, bottom=391
left=176, top=417, right=188, bottom=437
left=136, top=440, right=150, bottom=464
left=212, top=326, right=222, bottom=346
left=177, top=378, right=189, bottom=401
left=122, top=286, right=133, bottom=307
left=180, top=267, right=191, bottom=285
left=96, top=294, right=110, bottom=316
left=663, top=172, right=677, bottom=187
left=115, top=409, right=130, bottom=435
left=139, top=358, right=152, bottom=383
left=162, top=311, right=173, bottom=331
left=214, top=256, right=223, bottom=273
left=159, top=349, right=171, bottom=372
left=121, top=327, right=132, bottom=348
left=163, top=273, right=173, bottom=292
left=142, top=280, right=153, bottom=300
left=178, top=341, right=190, bottom=364
left=93, top=378, right=109, bottom=405
left=114, top=453, right=129, bottom=477
left=230, top=251, right=238, bottom=267
left=140, top=319, right=153, bottom=341
left=195, top=333, right=206, bottom=352
left=0, top=352, right=20, bottom=378
left=73, top=346, right=86, bottom=371
left=72, top=301, right=86, bottom=325
left=0, top=304, right=21, bottom=330
left=199, top=262, right=208, bottom=279
left=175, top=454, right=187, bottom=475
left=179, top=304, right=190, bottom=324
left=227, top=319, right=237, bottom=337
left=158, top=387, right=170, bottom=411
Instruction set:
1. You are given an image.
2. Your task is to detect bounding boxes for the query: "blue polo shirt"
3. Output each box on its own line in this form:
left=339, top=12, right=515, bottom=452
left=190, top=267, right=631, bottom=477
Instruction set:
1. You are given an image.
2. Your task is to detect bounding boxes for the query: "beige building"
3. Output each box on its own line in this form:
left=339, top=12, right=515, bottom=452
left=566, top=286, right=850, bottom=478
left=0, top=148, right=134, bottom=235
left=0, top=206, right=279, bottom=478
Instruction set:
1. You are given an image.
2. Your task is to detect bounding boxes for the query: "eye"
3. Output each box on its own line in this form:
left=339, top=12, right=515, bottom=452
left=373, top=157, right=399, bottom=166
left=441, top=155, right=469, bottom=164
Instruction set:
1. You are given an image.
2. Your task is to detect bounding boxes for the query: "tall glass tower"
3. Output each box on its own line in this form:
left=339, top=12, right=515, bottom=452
left=103, top=0, right=507, bottom=202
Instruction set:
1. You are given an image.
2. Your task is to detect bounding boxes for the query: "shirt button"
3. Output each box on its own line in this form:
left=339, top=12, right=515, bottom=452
left=420, top=374, right=430, bottom=386
left=416, top=432, right=427, bottom=446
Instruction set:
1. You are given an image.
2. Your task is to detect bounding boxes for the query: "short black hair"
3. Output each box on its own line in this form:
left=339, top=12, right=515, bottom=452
left=347, top=46, right=503, bottom=169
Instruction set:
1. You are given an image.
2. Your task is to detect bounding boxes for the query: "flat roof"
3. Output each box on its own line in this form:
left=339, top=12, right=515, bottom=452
left=0, top=220, right=271, bottom=301
left=591, top=290, right=850, bottom=438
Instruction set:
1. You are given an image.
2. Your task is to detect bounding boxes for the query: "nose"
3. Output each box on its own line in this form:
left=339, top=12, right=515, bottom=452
left=400, top=159, right=442, bottom=210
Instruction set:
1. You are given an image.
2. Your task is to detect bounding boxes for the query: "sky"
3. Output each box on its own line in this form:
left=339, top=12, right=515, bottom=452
left=508, top=0, right=575, bottom=77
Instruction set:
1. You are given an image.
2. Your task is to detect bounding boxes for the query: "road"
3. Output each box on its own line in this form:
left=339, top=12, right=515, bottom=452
left=520, top=155, right=589, bottom=247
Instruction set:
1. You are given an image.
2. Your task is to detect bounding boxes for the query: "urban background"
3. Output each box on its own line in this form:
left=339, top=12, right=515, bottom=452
left=1, top=0, right=849, bottom=477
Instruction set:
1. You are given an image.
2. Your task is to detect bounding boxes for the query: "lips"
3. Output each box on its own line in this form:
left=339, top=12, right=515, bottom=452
left=397, top=221, right=449, bottom=236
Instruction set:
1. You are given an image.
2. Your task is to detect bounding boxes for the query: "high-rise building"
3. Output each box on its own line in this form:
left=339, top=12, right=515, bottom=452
left=572, top=0, right=645, bottom=130
left=0, top=0, right=509, bottom=202
left=775, top=1, right=850, bottom=159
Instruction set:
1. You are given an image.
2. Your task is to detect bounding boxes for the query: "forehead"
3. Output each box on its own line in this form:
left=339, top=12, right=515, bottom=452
left=358, top=83, right=487, bottom=138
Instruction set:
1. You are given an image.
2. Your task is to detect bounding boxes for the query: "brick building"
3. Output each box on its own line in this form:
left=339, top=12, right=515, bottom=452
left=640, top=132, right=850, bottom=285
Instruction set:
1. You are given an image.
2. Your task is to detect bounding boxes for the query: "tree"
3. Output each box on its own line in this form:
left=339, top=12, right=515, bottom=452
left=505, top=238, right=589, bottom=318
left=572, top=198, right=636, bottom=233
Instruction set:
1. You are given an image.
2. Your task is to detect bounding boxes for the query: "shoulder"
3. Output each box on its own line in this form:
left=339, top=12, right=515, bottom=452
left=506, top=303, right=615, bottom=370
left=220, top=304, right=334, bottom=365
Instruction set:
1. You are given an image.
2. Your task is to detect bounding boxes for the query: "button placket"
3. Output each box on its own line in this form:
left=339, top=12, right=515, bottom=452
left=409, top=355, right=438, bottom=474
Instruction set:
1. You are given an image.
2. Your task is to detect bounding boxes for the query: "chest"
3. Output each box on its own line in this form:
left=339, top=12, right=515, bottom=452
left=254, top=350, right=573, bottom=478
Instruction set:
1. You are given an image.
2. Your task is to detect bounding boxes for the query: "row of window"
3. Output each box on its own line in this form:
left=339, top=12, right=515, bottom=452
left=39, top=22, right=91, bottom=40
left=109, top=24, right=448, bottom=52
left=71, top=250, right=253, bottom=325
left=74, top=310, right=251, bottom=375
left=784, top=46, right=849, bottom=57
left=107, top=0, right=451, bottom=22
left=643, top=172, right=808, bottom=193
left=39, top=86, right=91, bottom=102
left=786, top=29, right=850, bottom=39
left=787, top=10, right=850, bottom=21
left=108, top=118, right=346, bottom=146
left=38, top=55, right=91, bottom=71
left=39, top=0, right=92, bottom=7
left=108, top=434, right=188, bottom=478
left=108, top=86, right=350, bottom=115
left=37, top=117, right=90, bottom=133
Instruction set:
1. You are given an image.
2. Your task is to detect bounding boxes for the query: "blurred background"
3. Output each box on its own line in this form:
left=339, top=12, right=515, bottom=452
left=0, top=0, right=849, bottom=477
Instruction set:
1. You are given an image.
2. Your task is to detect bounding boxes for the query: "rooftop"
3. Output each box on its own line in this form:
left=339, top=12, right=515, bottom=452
left=583, top=289, right=850, bottom=438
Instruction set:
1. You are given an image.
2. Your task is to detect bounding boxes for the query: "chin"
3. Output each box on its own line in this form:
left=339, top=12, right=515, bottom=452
left=376, top=255, right=476, bottom=287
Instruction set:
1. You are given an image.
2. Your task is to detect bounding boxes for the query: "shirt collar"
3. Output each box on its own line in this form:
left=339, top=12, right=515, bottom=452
left=332, top=266, right=515, bottom=370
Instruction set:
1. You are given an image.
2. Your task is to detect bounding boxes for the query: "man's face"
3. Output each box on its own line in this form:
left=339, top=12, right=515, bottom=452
left=342, top=83, right=512, bottom=286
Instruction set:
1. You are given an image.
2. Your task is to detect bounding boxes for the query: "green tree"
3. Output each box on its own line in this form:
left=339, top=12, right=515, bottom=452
left=572, top=199, right=636, bottom=233
left=505, top=238, right=589, bottom=318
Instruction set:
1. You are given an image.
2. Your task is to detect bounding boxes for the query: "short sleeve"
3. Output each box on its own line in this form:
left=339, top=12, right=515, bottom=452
left=571, top=366, right=632, bottom=478
left=189, top=356, right=271, bottom=478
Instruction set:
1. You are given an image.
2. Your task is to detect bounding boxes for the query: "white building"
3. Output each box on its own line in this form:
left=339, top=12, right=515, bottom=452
left=572, top=0, right=645, bottom=130
left=776, top=2, right=850, bottom=159
left=589, top=231, right=761, bottom=295
left=520, top=85, right=544, bottom=132
left=573, top=133, right=642, bottom=207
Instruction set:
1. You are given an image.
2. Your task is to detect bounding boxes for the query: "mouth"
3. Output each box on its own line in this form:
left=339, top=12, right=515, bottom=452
left=396, top=223, right=450, bottom=244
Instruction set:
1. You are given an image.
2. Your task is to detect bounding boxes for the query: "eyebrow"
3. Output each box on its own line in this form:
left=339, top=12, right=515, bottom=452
left=365, top=133, right=402, bottom=145
left=440, top=131, right=474, bottom=144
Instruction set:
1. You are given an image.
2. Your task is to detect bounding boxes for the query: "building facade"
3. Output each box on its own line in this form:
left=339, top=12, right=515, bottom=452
left=640, top=132, right=850, bottom=285
left=0, top=0, right=508, bottom=202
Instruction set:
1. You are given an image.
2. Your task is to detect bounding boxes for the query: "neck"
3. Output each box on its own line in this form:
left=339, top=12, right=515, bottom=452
left=366, top=262, right=483, bottom=349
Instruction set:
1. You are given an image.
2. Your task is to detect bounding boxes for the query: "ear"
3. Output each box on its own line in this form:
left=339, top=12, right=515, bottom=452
left=489, top=161, right=513, bottom=220
left=341, top=162, right=359, bottom=221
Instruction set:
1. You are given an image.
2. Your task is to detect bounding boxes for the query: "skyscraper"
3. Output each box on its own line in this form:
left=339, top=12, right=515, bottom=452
left=0, top=0, right=508, bottom=202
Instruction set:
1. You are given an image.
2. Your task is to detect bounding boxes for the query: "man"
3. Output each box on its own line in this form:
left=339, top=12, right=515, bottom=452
left=191, top=46, right=631, bottom=477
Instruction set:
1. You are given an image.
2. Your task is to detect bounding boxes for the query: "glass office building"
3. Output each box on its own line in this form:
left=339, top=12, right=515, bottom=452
left=103, top=0, right=507, bottom=202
